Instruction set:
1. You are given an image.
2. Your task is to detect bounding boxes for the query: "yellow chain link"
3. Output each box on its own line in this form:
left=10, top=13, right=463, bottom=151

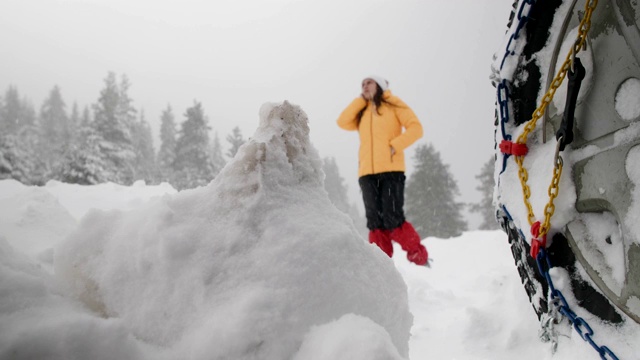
left=514, top=0, right=597, bottom=238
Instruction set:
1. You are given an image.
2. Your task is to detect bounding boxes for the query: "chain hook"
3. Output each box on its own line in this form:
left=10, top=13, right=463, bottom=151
left=554, top=135, right=564, bottom=167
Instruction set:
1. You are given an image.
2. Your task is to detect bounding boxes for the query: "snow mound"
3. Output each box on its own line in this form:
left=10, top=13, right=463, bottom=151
left=293, top=313, right=404, bottom=360
left=0, top=179, right=76, bottom=259
left=0, top=238, right=155, bottom=360
left=53, top=101, right=412, bottom=359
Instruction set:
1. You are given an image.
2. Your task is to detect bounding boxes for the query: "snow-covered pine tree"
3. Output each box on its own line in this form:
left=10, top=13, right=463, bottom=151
left=68, top=102, right=80, bottom=146
left=1, top=86, right=22, bottom=135
left=19, top=103, right=46, bottom=185
left=0, top=136, right=12, bottom=180
left=81, top=105, right=92, bottom=126
left=38, top=85, right=69, bottom=176
left=172, top=101, right=214, bottom=190
left=117, top=74, right=138, bottom=131
left=322, top=157, right=351, bottom=214
left=0, top=86, right=43, bottom=184
left=470, top=157, right=500, bottom=230
left=92, top=72, right=136, bottom=184
left=209, top=132, right=226, bottom=178
left=225, top=126, right=245, bottom=159
left=0, top=93, right=4, bottom=128
left=157, top=105, right=177, bottom=183
left=0, top=135, right=32, bottom=183
left=0, top=129, right=42, bottom=186
left=20, top=98, right=37, bottom=129
left=322, top=156, right=368, bottom=237
left=131, top=109, right=157, bottom=184
left=405, top=143, right=467, bottom=238
left=55, top=123, right=109, bottom=185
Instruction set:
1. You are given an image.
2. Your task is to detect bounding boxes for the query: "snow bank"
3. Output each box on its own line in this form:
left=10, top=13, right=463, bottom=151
left=43, top=179, right=178, bottom=221
left=0, top=238, right=158, bottom=359
left=0, top=179, right=76, bottom=259
left=50, top=101, right=412, bottom=359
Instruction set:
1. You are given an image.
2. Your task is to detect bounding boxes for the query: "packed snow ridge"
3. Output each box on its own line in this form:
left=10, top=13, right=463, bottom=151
left=2, top=101, right=413, bottom=360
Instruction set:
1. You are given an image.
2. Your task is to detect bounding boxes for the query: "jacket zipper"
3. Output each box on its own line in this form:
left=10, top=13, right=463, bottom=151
left=370, top=106, right=375, bottom=174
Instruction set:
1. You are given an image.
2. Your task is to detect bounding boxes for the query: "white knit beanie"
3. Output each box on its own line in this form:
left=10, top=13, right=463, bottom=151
left=364, top=75, right=389, bottom=91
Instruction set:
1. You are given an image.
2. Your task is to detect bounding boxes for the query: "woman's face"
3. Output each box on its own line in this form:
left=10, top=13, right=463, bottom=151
left=361, top=79, right=378, bottom=100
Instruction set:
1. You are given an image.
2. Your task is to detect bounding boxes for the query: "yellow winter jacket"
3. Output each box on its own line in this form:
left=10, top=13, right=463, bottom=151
left=337, top=90, right=423, bottom=177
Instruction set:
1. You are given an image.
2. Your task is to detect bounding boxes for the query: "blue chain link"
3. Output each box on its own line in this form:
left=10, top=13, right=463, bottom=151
left=536, top=249, right=620, bottom=360
left=497, top=80, right=511, bottom=174
left=500, top=0, right=536, bottom=70
left=497, top=0, right=536, bottom=174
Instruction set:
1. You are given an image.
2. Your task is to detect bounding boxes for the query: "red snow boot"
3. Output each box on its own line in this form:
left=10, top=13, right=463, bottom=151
left=369, top=229, right=393, bottom=257
left=390, top=221, right=428, bottom=266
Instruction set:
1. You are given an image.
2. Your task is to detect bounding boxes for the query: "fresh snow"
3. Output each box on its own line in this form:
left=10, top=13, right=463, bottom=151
left=1, top=100, right=639, bottom=359
left=615, top=77, right=640, bottom=121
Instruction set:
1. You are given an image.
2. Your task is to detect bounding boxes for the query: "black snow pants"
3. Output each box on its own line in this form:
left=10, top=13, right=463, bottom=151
left=358, top=171, right=406, bottom=231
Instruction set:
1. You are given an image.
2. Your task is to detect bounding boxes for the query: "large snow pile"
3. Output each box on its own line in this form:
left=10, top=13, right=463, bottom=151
left=0, top=180, right=77, bottom=259
left=0, top=179, right=178, bottom=260
left=2, top=165, right=640, bottom=359
left=1, top=101, right=412, bottom=360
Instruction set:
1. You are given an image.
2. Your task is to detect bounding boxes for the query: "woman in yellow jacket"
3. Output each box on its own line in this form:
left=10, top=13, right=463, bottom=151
left=337, top=76, right=428, bottom=266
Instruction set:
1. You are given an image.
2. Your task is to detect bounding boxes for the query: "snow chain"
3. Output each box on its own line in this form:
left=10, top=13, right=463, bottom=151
left=514, top=0, right=597, bottom=239
left=496, top=1, right=623, bottom=359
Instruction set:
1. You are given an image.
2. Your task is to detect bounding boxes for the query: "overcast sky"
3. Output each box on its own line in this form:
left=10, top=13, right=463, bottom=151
left=1, top=0, right=513, bottom=228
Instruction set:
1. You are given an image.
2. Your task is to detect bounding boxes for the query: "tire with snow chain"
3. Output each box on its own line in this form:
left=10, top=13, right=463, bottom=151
left=493, top=0, right=640, bottom=339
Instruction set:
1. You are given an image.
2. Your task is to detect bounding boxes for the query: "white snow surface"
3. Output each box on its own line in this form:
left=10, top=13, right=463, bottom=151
left=1, top=100, right=640, bottom=359
left=615, top=77, right=640, bottom=121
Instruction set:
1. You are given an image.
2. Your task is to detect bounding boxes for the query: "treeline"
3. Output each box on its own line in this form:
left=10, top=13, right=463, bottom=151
left=0, top=72, right=368, bottom=233
left=0, top=72, right=243, bottom=190
left=0, top=71, right=498, bottom=233
left=405, top=145, right=499, bottom=237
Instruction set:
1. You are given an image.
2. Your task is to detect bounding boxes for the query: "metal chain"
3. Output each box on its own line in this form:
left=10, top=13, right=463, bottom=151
left=496, top=1, right=620, bottom=359
left=514, top=0, right=598, bottom=237
left=497, top=0, right=536, bottom=175
left=500, top=0, right=536, bottom=70
left=536, top=249, right=619, bottom=360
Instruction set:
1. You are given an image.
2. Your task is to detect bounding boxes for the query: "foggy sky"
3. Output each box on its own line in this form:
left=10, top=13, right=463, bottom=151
left=0, top=0, right=513, bottom=228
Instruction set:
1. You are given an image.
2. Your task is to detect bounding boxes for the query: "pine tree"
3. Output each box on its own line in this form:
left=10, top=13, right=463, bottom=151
left=69, top=102, right=80, bottom=145
left=117, top=74, right=137, bottom=130
left=0, top=86, right=36, bottom=136
left=1, top=86, right=22, bottom=134
left=0, top=87, right=43, bottom=185
left=157, top=105, right=177, bottom=183
left=19, top=101, right=46, bottom=185
left=92, top=72, right=136, bottom=184
left=81, top=105, right=92, bottom=126
left=55, top=124, right=108, bottom=185
left=50, top=102, right=103, bottom=185
left=0, top=135, right=32, bottom=183
left=39, top=85, right=69, bottom=175
left=172, top=101, right=214, bottom=190
left=323, top=157, right=351, bottom=214
left=405, top=143, right=467, bottom=238
left=209, top=132, right=226, bottom=178
left=131, top=109, right=157, bottom=183
left=322, top=157, right=368, bottom=237
left=0, top=94, right=4, bottom=127
left=226, top=126, right=245, bottom=159
left=470, top=157, right=500, bottom=230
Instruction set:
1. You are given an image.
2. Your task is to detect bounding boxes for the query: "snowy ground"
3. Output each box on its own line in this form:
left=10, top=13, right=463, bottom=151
left=2, top=182, right=630, bottom=360
left=1, top=101, right=637, bottom=359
